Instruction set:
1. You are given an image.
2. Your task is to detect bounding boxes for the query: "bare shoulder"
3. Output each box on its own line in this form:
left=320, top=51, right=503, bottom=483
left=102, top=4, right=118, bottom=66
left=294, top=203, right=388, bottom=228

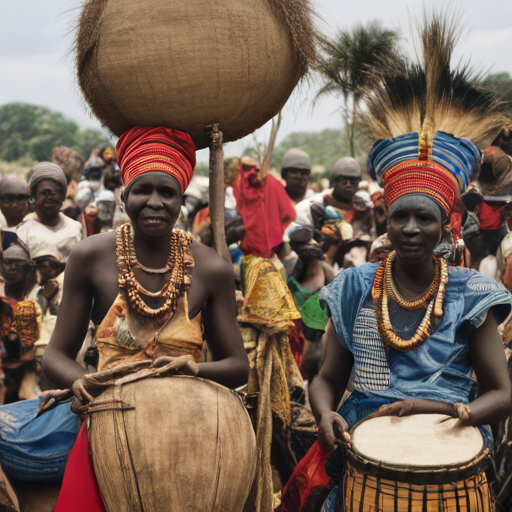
left=189, top=240, right=234, bottom=284
left=67, top=231, right=117, bottom=269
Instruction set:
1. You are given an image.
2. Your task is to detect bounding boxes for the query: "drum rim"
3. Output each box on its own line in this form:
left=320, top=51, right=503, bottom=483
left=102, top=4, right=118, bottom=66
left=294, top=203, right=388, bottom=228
left=82, top=374, right=250, bottom=417
left=346, top=415, right=490, bottom=486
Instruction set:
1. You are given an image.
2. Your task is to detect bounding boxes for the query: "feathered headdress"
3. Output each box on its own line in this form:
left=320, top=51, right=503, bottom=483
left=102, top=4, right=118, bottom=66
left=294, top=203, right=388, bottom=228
left=365, top=13, right=511, bottom=216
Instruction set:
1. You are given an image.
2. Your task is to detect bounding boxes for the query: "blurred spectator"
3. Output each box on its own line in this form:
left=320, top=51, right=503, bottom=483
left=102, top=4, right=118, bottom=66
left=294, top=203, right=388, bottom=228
left=295, top=157, right=361, bottom=227
left=369, top=182, right=387, bottom=236
left=83, top=147, right=104, bottom=182
left=234, top=156, right=296, bottom=257
left=287, top=226, right=333, bottom=379
left=0, top=176, right=29, bottom=231
left=281, top=148, right=313, bottom=205
left=0, top=242, right=42, bottom=403
left=369, top=233, right=392, bottom=263
left=83, top=189, right=117, bottom=236
left=0, top=300, right=18, bottom=405
left=52, top=146, right=85, bottom=221
left=497, top=217, right=512, bottom=293
left=17, top=163, right=84, bottom=263
left=352, top=191, right=377, bottom=239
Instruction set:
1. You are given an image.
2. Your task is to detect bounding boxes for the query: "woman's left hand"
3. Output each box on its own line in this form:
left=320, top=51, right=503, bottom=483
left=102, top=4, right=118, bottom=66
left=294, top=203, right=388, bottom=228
left=369, top=399, right=416, bottom=419
left=37, top=389, right=72, bottom=416
left=150, top=355, right=199, bottom=377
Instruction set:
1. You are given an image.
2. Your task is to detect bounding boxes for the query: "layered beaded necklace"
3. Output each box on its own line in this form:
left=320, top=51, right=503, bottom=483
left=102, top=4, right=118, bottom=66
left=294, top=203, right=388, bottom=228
left=116, top=223, right=194, bottom=318
left=372, top=251, right=448, bottom=352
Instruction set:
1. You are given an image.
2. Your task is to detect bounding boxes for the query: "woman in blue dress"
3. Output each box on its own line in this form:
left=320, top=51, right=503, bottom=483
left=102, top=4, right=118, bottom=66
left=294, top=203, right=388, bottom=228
left=307, top=18, right=512, bottom=512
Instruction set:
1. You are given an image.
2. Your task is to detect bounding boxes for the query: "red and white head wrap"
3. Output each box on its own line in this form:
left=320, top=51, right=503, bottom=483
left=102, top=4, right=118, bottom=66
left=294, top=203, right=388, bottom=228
left=116, top=127, right=196, bottom=192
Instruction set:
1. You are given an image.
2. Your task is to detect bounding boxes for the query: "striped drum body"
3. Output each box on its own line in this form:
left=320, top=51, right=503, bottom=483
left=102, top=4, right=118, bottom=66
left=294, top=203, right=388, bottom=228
left=345, top=414, right=493, bottom=512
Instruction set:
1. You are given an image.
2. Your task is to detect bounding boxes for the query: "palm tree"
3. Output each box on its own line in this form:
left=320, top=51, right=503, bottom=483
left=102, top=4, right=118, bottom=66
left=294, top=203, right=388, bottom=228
left=315, top=22, right=400, bottom=157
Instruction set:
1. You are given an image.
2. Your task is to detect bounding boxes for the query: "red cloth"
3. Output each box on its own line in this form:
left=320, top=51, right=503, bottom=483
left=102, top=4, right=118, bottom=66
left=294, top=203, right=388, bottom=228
left=54, top=424, right=106, bottom=512
left=475, top=201, right=505, bottom=230
left=116, top=127, right=196, bottom=192
left=281, top=441, right=331, bottom=512
left=234, top=163, right=296, bottom=257
left=235, top=166, right=271, bottom=258
left=289, top=319, right=306, bottom=369
left=263, top=174, right=296, bottom=250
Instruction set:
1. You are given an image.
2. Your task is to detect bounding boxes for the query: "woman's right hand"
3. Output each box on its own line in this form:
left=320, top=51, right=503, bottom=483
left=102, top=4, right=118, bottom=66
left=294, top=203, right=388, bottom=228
left=71, top=377, right=96, bottom=404
left=36, top=389, right=72, bottom=416
left=318, top=411, right=350, bottom=453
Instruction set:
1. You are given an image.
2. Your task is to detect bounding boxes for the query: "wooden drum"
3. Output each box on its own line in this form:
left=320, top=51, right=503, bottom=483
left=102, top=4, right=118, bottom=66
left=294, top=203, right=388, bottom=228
left=86, top=376, right=256, bottom=512
left=345, top=414, right=493, bottom=512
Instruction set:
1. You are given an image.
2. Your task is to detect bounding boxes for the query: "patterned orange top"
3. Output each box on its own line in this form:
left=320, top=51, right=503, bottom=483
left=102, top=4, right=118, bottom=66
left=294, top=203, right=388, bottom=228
left=96, top=292, right=203, bottom=372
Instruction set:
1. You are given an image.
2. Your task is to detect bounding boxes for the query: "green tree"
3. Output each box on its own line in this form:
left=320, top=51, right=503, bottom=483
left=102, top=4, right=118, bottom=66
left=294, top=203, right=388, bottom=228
left=74, top=128, right=114, bottom=160
left=0, top=102, right=111, bottom=162
left=315, top=22, right=400, bottom=157
left=481, top=72, right=512, bottom=106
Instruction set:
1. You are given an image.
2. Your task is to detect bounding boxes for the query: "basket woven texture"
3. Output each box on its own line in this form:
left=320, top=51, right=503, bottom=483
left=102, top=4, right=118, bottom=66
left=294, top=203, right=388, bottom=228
left=76, top=0, right=315, bottom=149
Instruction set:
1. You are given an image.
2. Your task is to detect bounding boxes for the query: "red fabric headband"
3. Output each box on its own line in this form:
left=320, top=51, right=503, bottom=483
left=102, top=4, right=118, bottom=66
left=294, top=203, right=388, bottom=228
left=383, top=160, right=459, bottom=217
left=116, top=127, right=196, bottom=192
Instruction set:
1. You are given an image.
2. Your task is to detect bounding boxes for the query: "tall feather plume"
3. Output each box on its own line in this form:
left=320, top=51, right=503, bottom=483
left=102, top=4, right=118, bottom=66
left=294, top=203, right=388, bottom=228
left=364, top=12, right=510, bottom=149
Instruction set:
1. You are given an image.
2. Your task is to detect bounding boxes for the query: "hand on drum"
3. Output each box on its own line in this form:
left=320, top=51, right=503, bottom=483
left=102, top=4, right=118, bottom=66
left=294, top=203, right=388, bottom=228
left=369, top=399, right=416, bottom=419
left=318, top=411, right=351, bottom=453
left=36, top=388, right=73, bottom=416
left=72, top=377, right=103, bottom=404
left=150, top=355, right=199, bottom=377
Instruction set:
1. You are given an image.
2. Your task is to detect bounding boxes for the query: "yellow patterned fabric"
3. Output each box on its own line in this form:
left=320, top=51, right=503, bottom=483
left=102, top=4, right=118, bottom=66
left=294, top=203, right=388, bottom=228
left=11, top=300, right=42, bottom=362
left=240, top=255, right=301, bottom=325
left=239, top=255, right=305, bottom=512
left=96, top=292, right=203, bottom=371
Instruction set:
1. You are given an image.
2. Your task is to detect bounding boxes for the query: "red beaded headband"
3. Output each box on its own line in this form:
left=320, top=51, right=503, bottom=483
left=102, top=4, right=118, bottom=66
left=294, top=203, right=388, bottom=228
left=383, top=160, right=459, bottom=217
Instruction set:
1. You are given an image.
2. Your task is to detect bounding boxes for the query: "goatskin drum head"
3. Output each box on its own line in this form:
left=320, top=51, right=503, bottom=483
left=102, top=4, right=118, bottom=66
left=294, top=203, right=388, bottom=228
left=351, top=414, right=484, bottom=467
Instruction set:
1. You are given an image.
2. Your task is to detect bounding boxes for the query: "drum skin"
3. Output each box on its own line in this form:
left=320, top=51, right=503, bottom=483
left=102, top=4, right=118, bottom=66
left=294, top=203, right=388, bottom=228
left=87, top=376, right=256, bottom=512
left=351, top=414, right=484, bottom=467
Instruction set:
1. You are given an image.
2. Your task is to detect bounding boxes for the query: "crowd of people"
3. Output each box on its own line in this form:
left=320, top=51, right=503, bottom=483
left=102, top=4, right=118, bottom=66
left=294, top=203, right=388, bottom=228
left=0, top=143, right=385, bottom=407
left=0, top=123, right=511, bottom=510
left=2, top=15, right=512, bottom=512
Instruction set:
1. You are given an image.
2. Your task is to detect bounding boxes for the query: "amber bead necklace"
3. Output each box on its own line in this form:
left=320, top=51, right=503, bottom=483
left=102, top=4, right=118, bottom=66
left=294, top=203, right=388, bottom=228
left=373, top=251, right=449, bottom=352
left=116, top=223, right=194, bottom=318
left=386, top=251, right=440, bottom=310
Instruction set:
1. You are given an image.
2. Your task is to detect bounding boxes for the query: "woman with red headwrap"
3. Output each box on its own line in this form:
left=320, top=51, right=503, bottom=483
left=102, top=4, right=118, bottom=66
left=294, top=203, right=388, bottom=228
left=0, top=127, right=249, bottom=512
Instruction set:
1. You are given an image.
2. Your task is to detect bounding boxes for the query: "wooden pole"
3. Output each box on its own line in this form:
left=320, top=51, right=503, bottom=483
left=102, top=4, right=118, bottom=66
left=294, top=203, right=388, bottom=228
left=258, top=112, right=282, bottom=181
left=208, top=124, right=231, bottom=263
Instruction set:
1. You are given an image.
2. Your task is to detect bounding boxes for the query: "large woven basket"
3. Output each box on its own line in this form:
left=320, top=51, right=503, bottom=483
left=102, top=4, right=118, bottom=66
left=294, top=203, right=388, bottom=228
left=76, top=0, right=315, bottom=149
left=86, top=376, right=256, bottom=512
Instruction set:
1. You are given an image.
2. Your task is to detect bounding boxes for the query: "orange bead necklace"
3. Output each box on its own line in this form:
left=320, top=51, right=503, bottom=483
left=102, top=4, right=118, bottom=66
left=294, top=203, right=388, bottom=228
left=373, top=251, right=448, bottom=352
left=116, top=223, right=194, bottom=318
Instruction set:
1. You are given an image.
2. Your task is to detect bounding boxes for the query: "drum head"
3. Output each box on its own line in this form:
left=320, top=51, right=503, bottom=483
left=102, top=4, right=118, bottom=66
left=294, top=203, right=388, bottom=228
left=352, top=414, right=484, bottom=467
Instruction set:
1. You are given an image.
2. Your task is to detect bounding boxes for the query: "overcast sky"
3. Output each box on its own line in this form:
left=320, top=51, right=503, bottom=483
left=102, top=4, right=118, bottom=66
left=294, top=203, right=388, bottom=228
left=1, top=0, right=511, bottom=161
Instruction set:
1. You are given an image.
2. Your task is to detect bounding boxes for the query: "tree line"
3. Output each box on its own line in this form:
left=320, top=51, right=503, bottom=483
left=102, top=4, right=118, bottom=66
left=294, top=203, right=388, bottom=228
left=0, top=103, right=111, bottom=164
